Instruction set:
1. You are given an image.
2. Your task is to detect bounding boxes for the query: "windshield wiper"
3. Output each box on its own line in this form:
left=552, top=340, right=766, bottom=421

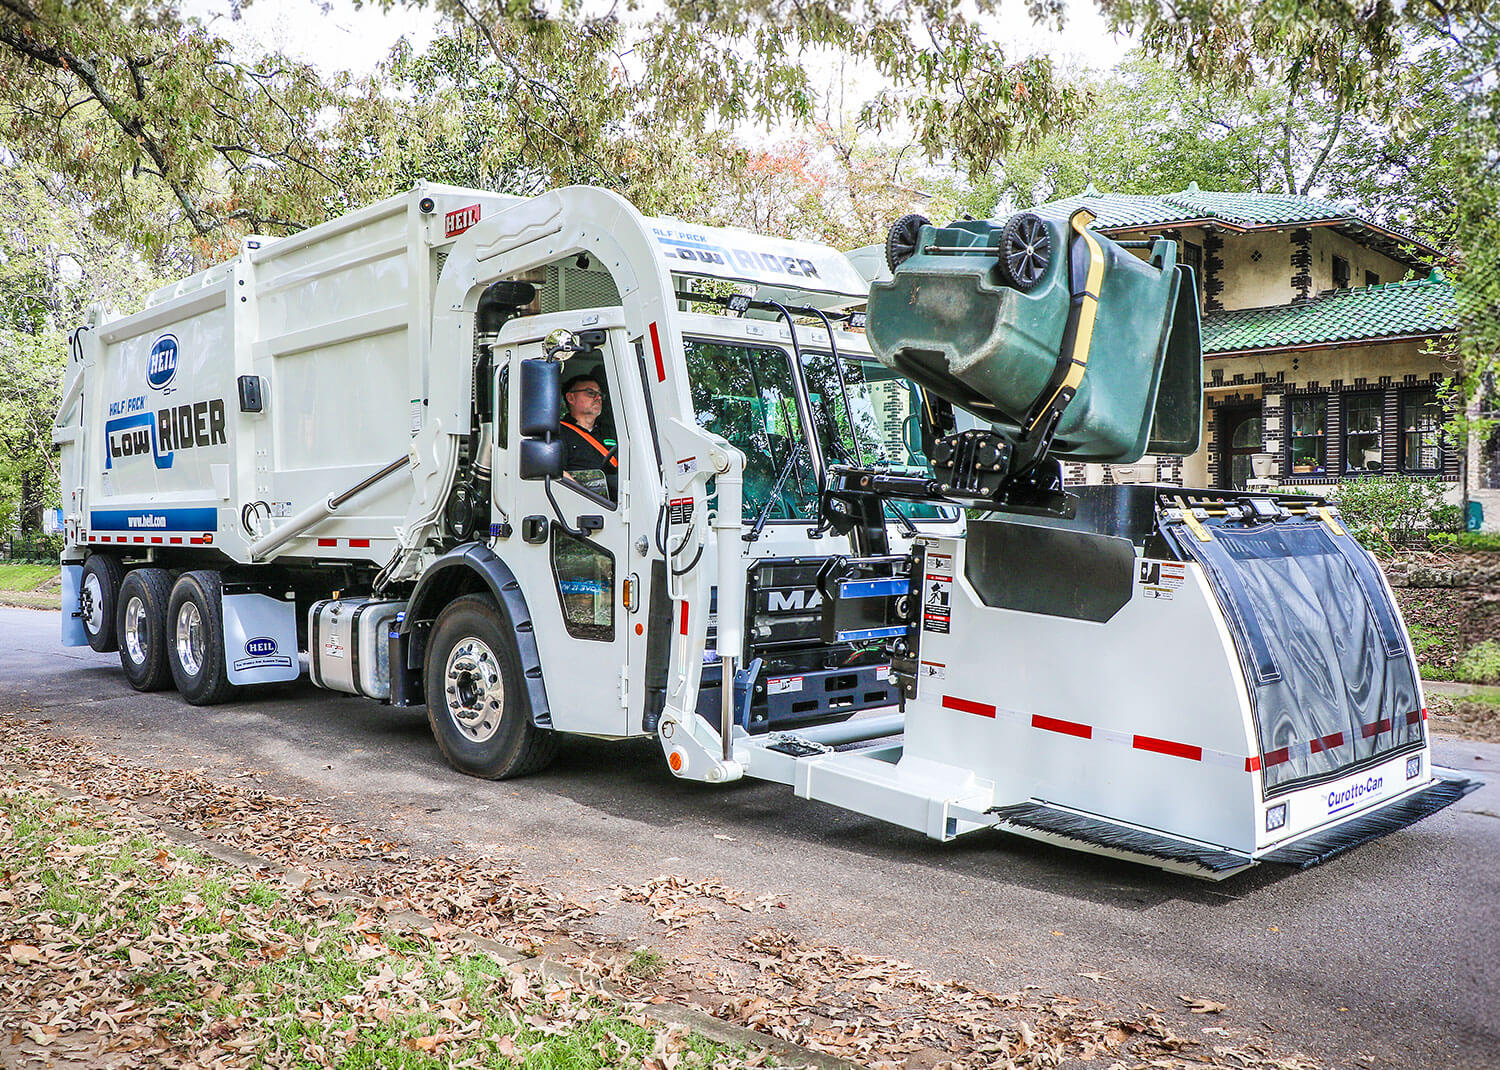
left=743, top=441, right=806, bottom=543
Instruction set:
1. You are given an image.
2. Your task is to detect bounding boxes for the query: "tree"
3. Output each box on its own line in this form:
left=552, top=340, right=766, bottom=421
left=0, top=0, right=338, bottom=260
left=0, top=157, right=170, bottom=530
left=1089, top=0, right=1500, bottom=478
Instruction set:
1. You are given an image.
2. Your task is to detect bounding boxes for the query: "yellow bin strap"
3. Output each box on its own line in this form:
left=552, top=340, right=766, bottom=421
left=1028, top=209, right=1104, bottom=433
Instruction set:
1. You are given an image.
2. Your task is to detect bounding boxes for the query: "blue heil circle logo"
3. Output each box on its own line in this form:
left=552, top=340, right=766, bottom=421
left=147, top=335, right=179, bottom=392
left=245, top=636, right=278, bottom=657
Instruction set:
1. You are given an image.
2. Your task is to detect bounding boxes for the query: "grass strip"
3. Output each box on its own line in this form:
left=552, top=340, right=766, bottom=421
left=0, top=775, right=771, bottom=1069
left=0, top=563, right=58, bottom=592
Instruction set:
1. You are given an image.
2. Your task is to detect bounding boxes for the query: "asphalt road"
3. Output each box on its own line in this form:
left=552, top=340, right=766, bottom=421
left=3, top=606, right=1497, bottom=1069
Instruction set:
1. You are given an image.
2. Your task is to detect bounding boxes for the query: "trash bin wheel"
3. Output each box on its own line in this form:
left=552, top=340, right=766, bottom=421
left=884, top=214, right=930, bottom=272
left=997, top=212, right=1051, bottom=292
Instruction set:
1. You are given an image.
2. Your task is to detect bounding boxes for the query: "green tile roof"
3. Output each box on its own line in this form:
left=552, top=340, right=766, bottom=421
left=1035, top=184, right=1436, bottom=259
left=1200, top=275, right=1456, bottom=355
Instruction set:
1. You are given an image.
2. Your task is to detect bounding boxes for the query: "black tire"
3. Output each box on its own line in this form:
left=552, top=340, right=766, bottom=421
left=424, top=594, right=559, bottom=779
left=996, top=211, right=1051, bottom=292
left=884, top=213, right=930, bottom=272
left=115, top=568, right=174, bottom=692
left=166, top=570, right=237, bottom=706
left=80, top=553, right=124, bottom=653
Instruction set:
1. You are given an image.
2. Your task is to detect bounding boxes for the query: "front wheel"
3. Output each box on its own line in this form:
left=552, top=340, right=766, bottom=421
left=424, top=594, right=558, bottom=779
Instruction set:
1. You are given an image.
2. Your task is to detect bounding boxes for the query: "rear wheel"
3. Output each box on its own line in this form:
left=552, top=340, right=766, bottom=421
left=884, top=213, right=930, bottom=272
left=167, top=570, right=236, bottom=705
left=80, top=554, right=124, bottom=653
left=116, top=568, right=174, bottom=691
left=997, top=211, right=1051, bottom=292
left=424, top=594, right=558, bottom=779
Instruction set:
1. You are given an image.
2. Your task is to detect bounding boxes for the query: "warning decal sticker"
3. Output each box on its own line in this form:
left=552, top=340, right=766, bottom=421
left=920, top=660, right=946, bottom=680
left=922, top=551, right=953, bottom=633
left=1138, top=559, right=1186, bottom=600
left=669, top=497, right=694, bottom=526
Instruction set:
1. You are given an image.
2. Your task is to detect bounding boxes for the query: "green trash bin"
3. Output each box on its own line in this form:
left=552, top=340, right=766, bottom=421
left=867, top=209, right=1202, bottom=465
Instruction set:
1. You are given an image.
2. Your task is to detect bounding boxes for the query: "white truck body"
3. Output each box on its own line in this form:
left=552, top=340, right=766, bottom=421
left=55, top=184, right=1477, bottom=879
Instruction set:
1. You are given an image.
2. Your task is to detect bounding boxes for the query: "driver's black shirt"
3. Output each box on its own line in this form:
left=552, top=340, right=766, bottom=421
left=560, top=420, right=618, bottom=499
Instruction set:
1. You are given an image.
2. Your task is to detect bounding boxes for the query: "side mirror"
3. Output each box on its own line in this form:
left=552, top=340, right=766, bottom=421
left=518, top=357, right=562, bottom=481
left=544, top=328, right=580, bottom=361
left=519, top=438, right=564, bottom=480
left=519, top=358, right=560, bottom=438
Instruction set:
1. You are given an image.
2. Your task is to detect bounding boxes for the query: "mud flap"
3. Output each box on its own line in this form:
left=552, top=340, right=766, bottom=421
left=990, top=802, right=1255, bottom=877
left=1259, top=774, right=1482, bottom=868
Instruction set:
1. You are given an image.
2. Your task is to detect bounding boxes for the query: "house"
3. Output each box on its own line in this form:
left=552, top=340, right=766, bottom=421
left=1032, top=185, right=1489, bottom=525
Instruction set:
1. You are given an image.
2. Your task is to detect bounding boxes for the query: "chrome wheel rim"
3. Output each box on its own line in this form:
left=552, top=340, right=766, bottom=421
left=124, top=595, right=149, bottom=666
left=444, top=637, right=504, bottom=743
left=175, top=601, right=204, bottom=677
left=81, top=573, right=103, bottom=635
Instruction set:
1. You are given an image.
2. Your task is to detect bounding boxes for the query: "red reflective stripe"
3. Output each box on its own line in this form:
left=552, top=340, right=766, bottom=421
left=1032, top=714, right=1091, bottom=739
left=942, top=695, right=996, bottom=719
left=1263, top=746, right=1292, bottom=768
left=150, top=537, right=163, bottom=544
left=318, top=538, right=337, bottom=547
left=679, top=600, right=689, bottom=635
left=1406, top=710, right=1423, bottom=726
left=190, top=537, right=206, bottom=545
left=133, top=536, right=144, bottom=543
left=1245, top=755, right=1262, bottom=773
left=349, top=538, right=370, bottom=548
left=169, top=537, right=182, bottom=544
left=650, top=322, right=666, bottom=382
left=1133, top=734, right=1202, bottom=761
left=1421, top=707, right=1429, bottom=721
left=1361, top=718, right=1393, bottom=738
left=1309, top=731, right=1345, bottom=754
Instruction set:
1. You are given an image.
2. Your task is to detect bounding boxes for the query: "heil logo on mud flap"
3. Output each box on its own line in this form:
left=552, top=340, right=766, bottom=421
left=245, top=637, right=278, bottom=658
left=147, top=335, right=179, bottom=392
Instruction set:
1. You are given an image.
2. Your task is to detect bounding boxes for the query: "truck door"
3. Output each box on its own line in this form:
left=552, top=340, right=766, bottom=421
left=499, top=327, right=634, bottom=738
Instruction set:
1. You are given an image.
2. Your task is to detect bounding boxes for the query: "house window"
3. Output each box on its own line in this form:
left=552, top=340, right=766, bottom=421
left=1343, top=393, right=1383, bottom=474
left=1399, top=388, right=1443, bottom=473
left=1365, top=270, right=1380, bottom=288
left=1332, top=255, right=1351, bottom=289
left=1286, top=394, right=1327, bottom=476
left=1180, top=240, right=1204, bottom=306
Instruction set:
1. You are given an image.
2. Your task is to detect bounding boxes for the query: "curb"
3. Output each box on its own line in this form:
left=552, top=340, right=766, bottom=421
left=4, top=764, right=859, bottom=1070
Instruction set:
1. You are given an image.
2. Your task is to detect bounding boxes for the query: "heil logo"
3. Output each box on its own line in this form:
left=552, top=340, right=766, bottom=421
left=245, top=637, right=278, bottom=658
left=147, top=335, right=179, bottom=393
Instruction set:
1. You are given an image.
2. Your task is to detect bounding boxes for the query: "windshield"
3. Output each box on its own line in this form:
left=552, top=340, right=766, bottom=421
left=685, top=337, right=951, bottom=522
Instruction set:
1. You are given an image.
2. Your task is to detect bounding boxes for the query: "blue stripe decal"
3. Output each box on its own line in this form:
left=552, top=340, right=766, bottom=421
left=90, top=508, right=218, bottom=532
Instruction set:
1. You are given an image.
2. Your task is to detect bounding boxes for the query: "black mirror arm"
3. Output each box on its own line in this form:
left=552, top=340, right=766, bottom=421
left=542, top=476, right=586, bottom=538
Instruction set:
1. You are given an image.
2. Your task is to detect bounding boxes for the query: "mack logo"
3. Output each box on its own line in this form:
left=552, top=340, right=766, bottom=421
left=147, top=335, right=179, bottom=393
left=245, top=637, right=278, bottom=657
left=767, top=589, right=822, bottom=613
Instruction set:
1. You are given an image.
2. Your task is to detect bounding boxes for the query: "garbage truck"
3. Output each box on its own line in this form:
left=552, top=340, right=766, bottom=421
left=54, top=182, right=1478, bottom=878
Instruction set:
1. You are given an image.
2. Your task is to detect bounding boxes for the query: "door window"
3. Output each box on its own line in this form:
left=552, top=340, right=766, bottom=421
left=551, top=526, right=614, bottom=641
left=559, top=351, right=621, bottom=505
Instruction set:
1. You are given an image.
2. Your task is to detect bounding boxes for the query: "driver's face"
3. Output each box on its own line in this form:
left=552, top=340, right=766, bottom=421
left=566, top=379, right=603, bottom=424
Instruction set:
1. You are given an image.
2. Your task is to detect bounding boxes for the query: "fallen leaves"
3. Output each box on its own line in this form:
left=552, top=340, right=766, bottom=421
left=0, top=715, right=1332, bottom=1070
left=1181, top=995, right=1229, bottom=1014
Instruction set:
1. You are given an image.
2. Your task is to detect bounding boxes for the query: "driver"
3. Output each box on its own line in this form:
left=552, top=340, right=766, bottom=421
left=560, top=374, right=618, bottom=499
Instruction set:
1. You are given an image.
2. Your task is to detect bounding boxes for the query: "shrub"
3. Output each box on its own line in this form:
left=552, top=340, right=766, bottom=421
left=1330, top=476, right=1457, bottom=553
left=1453, top=640, right=1500, bottom=685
